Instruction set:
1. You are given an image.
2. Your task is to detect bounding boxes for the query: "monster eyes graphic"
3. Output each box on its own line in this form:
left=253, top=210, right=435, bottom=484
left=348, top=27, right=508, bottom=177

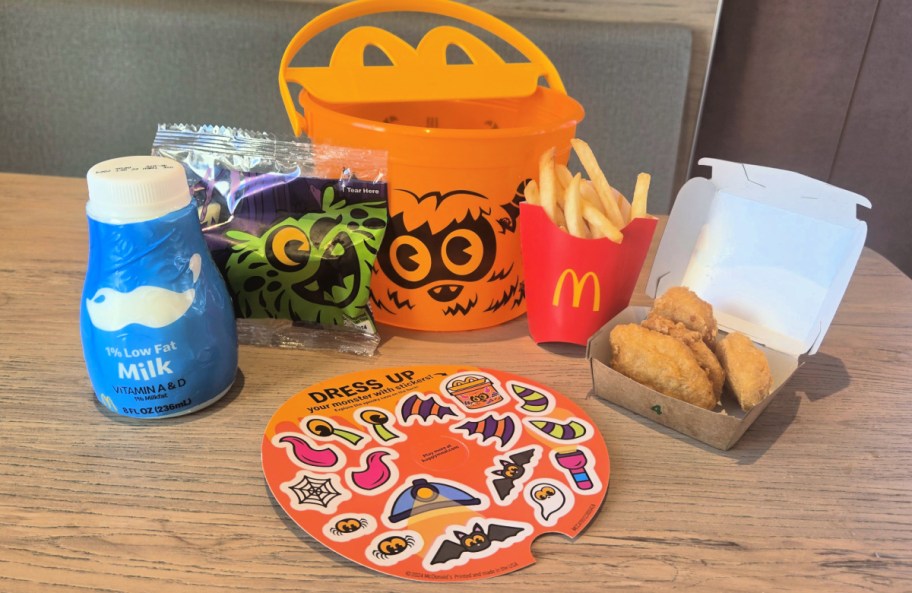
left=371, top=184, right=526, bottom=323
left=380, top=200, right=496, bottom=295
left=442, top=229, right=486, bottom=275
left=264, top=221, right=353, bottom=273
left=388, top=235, right=432, bottom=283
left=265, top=225, right=312, bottom=271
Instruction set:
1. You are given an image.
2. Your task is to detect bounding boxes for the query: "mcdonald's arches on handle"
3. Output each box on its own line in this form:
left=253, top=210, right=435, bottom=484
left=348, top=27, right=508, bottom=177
left=279, top=0, right=567, bottom=134
left=284, top=25, right=546, bottom=104
left=520, top=204, right=657, bottom=345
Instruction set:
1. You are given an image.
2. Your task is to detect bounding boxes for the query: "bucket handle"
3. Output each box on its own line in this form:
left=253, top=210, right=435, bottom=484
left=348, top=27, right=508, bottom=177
left=279, top=0, right=567, bottom=137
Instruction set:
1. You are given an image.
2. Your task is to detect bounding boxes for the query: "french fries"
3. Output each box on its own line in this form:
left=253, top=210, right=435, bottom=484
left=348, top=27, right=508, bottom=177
left=537, top=148, right=566, bottom=228
left=563, top=173, right=586, bottom=239
left=631, top=172, right=651, bottom=220
left=523, top=179, right=540, bottom=206
left=616, top=187, right=632, bottom=223
left=529, top=138, right=651, bottom=242
left=571, top=138, right=625, bottom=229
left=582, top=202, right=624, bottom=243
left=555, top=164, right=573, bottom=191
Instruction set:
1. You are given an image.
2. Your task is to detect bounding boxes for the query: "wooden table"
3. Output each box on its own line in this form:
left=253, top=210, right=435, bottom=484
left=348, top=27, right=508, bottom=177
left=2, top=172, right=911, bottom=592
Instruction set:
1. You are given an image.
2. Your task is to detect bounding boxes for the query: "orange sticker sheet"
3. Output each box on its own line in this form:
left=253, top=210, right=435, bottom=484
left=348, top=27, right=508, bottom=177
left=261, top=365, right=610, bottom=582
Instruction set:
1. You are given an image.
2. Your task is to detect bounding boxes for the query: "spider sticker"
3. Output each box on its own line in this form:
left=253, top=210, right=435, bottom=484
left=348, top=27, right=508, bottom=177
left=365, top=531, right=423, bottom=567
left=280, top=471, right=352, bottom=514
left=323, top=514, right=376, bottom=542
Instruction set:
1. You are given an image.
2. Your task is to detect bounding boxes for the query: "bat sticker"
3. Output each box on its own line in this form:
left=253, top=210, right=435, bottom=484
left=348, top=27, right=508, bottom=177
left=398, top=392, right=461, bottom=426
left=452, top=412, right=520, bottom=451
left=424, top=519, right=532, bottom=571
left=486, top=446, right=542, bottom=504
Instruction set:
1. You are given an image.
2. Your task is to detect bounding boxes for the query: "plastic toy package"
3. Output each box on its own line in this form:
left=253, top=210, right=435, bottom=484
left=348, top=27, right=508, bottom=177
left=152, top=124, right=389, bottom=356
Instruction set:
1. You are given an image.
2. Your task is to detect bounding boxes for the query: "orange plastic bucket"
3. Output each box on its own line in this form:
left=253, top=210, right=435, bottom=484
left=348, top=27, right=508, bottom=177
left=279, top=0, right=584, bottom=331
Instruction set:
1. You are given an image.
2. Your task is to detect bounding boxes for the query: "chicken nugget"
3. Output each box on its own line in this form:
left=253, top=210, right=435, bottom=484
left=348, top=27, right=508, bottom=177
left=716, top=332, right=773, bottom=411
left=650, top=286, right=717, bottom=346
left=641, top=315, right=725, bottom=400
left=609, top=323, right=716, bottom=410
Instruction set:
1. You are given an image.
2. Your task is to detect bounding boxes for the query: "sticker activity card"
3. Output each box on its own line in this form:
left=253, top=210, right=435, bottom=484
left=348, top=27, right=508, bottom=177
left=262, top=365, right=610, bottom=581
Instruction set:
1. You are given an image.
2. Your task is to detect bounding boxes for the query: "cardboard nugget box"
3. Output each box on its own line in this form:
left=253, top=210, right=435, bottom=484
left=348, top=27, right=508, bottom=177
left=587, top=158, right=871, bottom=450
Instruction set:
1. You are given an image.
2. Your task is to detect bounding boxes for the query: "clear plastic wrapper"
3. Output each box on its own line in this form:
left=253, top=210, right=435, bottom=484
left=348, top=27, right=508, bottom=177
left=152, top=124, right=388, bottom=356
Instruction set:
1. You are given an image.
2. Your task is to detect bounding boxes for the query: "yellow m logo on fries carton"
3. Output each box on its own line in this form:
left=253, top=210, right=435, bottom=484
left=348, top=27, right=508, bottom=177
left=520, top=204, right=657, bottom=345
left=552, top=269, right=600, bottom=312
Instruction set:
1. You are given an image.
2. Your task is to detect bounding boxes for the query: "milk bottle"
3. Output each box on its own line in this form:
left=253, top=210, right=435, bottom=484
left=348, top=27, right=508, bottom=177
left=81, top=156, right=238, bottom=418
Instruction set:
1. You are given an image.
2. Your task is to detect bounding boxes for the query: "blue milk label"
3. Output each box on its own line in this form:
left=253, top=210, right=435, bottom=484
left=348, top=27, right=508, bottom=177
left=81, top=204, right=238, bottom=418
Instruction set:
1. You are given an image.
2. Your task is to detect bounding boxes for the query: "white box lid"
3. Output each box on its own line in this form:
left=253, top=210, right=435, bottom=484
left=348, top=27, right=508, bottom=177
left=646, top=158, right=871, bottom=356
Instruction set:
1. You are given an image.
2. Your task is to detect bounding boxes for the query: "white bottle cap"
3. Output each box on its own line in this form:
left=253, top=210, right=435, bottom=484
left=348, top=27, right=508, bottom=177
left=86, top=156, right=192, bottom=223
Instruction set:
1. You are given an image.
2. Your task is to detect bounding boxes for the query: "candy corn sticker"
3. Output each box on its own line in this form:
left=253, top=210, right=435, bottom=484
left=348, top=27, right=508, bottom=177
left=262, top=366, right=610, bottom=582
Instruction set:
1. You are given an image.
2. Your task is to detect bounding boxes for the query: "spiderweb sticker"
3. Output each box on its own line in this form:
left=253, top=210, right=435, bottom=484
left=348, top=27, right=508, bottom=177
left=281, top=471, right=352, bottom=514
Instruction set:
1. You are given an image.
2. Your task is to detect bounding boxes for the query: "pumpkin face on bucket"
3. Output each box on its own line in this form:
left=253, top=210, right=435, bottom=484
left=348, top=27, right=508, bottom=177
left=371, top=182, right=526, bottom=329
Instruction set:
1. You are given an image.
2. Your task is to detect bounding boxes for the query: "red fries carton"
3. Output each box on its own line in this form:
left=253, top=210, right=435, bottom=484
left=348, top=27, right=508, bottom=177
left=520, top=203, right=657, bottom=345
left=587, top=159, right=871, bottom=449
